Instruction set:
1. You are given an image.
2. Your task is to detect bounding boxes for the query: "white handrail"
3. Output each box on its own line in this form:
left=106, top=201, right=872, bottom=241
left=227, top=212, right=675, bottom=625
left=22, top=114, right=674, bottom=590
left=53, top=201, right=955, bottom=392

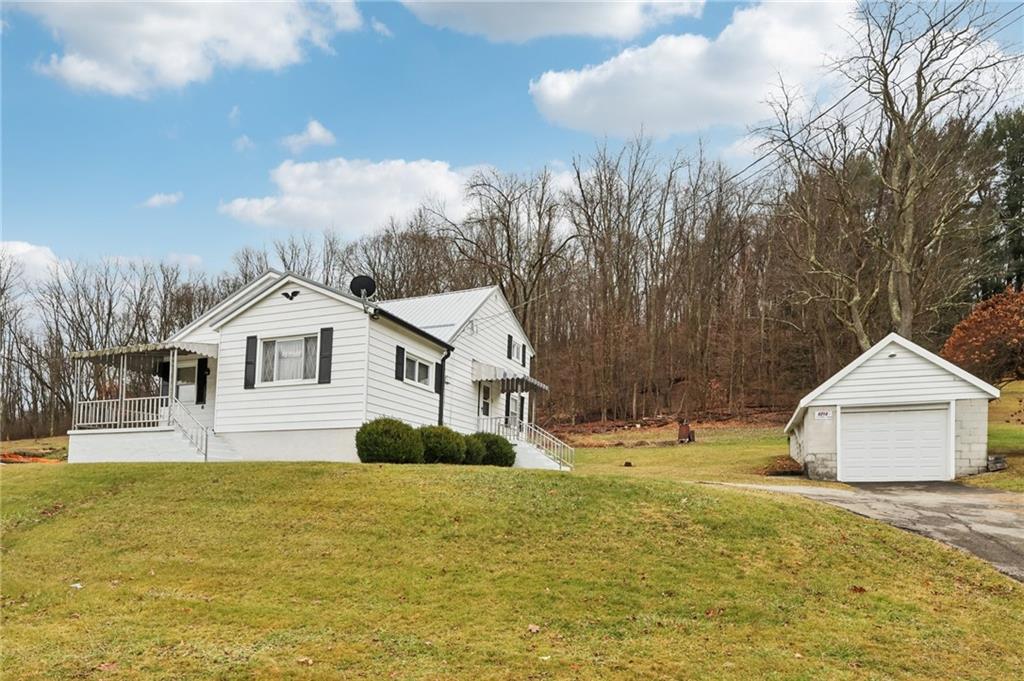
left=169, top=398, right=208, bottom=459
left=477, top=415, right=574, bottom=470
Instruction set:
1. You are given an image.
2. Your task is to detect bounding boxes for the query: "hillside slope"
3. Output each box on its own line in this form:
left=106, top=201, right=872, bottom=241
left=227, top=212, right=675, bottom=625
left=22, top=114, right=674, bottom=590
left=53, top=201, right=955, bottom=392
left=2, top=463, right=1022, bottom=679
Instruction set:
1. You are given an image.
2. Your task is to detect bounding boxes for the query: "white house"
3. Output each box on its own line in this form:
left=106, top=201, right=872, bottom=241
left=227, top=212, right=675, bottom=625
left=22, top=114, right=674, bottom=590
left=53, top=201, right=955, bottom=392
left=68, top=271, right=572, bottom=470
left=785, top=333, right=1000, bottom=482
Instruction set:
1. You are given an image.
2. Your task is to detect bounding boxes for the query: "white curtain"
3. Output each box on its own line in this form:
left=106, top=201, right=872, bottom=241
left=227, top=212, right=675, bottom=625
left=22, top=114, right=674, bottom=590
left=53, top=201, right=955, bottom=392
left=276, top=339, right=304, bottom=380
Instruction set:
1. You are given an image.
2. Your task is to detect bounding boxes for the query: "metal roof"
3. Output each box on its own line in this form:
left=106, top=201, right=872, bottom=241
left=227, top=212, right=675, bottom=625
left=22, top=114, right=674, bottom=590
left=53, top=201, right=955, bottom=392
left=71, top=341, right=219, bottom=360
left=377, top=286, right=498, bottom=342
left=471, top=360, right=549, bottom=392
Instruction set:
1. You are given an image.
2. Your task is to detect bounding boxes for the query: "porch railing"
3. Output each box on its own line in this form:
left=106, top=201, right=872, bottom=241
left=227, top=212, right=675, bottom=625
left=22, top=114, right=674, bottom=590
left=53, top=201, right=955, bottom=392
left=477, top=415, right=574, bottom=470
left=169, top=398, right=208, bottom=459
left=74, top=396, right=169, bottom=429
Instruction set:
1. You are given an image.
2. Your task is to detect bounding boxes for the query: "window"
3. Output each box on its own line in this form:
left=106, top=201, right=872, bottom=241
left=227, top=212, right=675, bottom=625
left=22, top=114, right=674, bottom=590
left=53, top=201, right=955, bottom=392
left=480, top=384, right=491, bottom=416
left=260, top=335, right=318, bottom=383
left=404, top=354, right=431, bottom=387
left=176, top=365, right=196, bottom=401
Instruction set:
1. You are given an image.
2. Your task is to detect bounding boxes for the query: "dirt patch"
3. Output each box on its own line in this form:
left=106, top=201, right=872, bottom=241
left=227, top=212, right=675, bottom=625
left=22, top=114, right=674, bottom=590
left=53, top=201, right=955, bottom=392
left=1, top=452, right=63, bottom=465
left=1, top=436, right=68, bottom=462
left=760, top=456, right=804, bottom=477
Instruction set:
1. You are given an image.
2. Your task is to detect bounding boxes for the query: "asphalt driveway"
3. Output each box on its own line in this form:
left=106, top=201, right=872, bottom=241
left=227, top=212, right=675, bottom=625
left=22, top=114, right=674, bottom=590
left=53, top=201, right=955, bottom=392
left=725, top=482, right=1024, bottom=581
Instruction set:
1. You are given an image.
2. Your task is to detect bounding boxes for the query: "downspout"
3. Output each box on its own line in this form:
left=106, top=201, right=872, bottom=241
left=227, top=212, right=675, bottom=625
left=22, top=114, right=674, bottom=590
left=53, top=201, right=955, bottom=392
left=437, top=349, right=451, bottom=426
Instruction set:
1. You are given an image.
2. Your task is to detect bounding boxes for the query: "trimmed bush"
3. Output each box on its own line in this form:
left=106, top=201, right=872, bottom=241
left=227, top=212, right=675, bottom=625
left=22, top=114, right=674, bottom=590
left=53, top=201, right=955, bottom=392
left=463, top=433, right=487, bottom=466
left=356, top=418, right=424, bottom=464
left=419, top=425, right=466, bottom=464
left=473, top=432, right=516, bottom=467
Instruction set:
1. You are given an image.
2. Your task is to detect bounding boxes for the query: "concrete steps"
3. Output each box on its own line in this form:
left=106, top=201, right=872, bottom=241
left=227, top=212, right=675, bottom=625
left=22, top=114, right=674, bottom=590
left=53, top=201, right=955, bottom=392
left=512, top=441, right=568, bottom=471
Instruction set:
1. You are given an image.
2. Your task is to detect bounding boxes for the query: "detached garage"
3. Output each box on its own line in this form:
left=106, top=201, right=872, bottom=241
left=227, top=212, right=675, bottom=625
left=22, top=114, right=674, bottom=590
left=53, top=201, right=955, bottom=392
left=785, top=333, right=1000, bottom=482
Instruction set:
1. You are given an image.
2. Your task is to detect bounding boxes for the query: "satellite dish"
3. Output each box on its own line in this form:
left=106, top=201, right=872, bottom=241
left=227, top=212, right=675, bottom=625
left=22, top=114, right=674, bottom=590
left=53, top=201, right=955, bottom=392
left=350, top=275, right=376, bottom=298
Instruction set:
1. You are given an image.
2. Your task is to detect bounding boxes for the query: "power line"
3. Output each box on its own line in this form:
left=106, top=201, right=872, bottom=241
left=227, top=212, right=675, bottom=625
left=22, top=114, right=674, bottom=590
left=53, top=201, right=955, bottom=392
left=467, top=4, right=1024, bottom=335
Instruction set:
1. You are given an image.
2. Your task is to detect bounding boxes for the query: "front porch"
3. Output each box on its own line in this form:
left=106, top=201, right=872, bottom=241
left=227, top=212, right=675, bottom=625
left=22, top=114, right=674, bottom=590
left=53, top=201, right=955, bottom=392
left=471, top=361, right=573, bottom=470
left=70, top=341, right=217, bottom=457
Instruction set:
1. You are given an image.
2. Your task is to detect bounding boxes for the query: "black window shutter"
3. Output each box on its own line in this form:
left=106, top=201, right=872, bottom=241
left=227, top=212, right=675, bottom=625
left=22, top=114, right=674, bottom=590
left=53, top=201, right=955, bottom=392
left=519, top=395, right=525, bottom=421
left=318, top=327, right=333, bottom=384
left=529, top=355, right=534, bottom=376
left=196, top=358, right=208, bottom=404
left=507, top=334, right=513, bottom=359
left=504, top=394, right=511, bottom=421
left=243, top=336, right=257, bottom=389
left=395, top=346, right=406, bottom=380
left=521, top=343, right=526, bottom=367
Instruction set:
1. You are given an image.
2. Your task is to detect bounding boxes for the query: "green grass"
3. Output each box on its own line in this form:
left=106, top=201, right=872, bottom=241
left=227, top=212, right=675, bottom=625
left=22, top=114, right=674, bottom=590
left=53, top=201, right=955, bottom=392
left=2, top=462, right=1023, bottom=679
left=572, top=425, right=837, bottom=487
left=965, top=381, right=1024, bottom=492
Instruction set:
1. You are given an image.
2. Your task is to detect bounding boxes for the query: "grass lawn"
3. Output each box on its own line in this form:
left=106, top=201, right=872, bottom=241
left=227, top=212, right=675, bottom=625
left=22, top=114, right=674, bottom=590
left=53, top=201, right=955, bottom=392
left=572, top=424, right=833, bottom=486
left=2, top=462, right=1023, bottom=679
left=964, top=381, right=1024, bottom=493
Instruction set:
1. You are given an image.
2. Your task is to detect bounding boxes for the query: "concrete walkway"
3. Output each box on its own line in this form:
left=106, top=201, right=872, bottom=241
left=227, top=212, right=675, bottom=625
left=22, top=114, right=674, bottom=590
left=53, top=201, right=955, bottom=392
left=722, top=482, right=1024, bottom=581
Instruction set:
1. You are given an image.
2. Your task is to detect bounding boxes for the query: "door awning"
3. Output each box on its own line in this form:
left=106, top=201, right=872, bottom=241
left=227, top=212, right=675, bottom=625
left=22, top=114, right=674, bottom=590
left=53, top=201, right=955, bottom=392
left=472, top=360, right=548, bottom=393
left=71, top=341, right=219, bottom=360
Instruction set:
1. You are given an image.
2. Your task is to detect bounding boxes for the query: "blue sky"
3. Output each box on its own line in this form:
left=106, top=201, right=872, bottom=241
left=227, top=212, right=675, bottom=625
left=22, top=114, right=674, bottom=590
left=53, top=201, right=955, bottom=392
left=3, top=1, right=1014, bottom=276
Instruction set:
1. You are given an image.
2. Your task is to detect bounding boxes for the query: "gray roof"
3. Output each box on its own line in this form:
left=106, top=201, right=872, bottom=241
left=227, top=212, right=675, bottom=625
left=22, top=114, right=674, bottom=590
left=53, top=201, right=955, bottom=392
left=377, top=286, right=497, bottom=342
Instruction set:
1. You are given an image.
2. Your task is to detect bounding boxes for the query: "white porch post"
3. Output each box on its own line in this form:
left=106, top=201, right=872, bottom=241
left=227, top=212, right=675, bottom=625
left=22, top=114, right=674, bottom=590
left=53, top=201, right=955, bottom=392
left=71, top=357, right=79, bottom=429
left=117, top=353, right=127, bottom=427
left=168, top=348, right=178, bottom=424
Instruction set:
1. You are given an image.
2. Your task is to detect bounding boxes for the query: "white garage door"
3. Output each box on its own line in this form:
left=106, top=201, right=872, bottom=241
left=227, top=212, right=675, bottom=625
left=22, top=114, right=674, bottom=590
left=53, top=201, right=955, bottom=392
left=839, top=406, right=949, bottom=482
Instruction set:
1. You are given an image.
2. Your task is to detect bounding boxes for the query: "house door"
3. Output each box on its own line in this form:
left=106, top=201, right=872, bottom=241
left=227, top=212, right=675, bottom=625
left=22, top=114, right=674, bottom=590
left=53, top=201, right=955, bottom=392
left=479, top=384, right=491, bottom=417
left=507, top=392, right=523, bottom=436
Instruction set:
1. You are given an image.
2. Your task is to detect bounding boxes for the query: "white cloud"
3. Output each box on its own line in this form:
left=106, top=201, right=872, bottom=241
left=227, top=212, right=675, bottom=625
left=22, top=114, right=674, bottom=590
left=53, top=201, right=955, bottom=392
left=220, top=157, right=474, bottom=233
left=0, top=241, right=59, bottom=282
left=529, top=1, right=854, bottom=137
left=228, top=105, right=241, bottom=125
left=20, top=1, right=362, bottom=97
left=166, top=252, right=204, bottom=269
left=371, top=17, right=393, bottom=38
left=281, top=120, right=336, bottom=154
left=403, top=1, right=703, bottom=42
left=233, top=135, right=256, bottom=152
left=142, top=192, right=183, bottom=208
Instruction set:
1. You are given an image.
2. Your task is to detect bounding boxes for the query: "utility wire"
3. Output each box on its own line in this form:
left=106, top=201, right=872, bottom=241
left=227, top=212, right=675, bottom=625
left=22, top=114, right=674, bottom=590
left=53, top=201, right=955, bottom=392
left=466, top=4, right=1024, bottom=335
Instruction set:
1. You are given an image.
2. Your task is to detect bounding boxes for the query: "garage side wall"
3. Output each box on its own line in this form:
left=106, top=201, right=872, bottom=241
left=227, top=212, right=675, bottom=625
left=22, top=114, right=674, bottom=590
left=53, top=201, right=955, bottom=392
left=800, top=408, right=838, bottom=480
left=954, top=398, right=990, bottom=476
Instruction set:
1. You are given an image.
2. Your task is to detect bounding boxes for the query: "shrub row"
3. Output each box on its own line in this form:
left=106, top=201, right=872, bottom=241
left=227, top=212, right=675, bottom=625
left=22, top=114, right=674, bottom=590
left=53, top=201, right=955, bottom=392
left=356, top=418, right=516, bottom=467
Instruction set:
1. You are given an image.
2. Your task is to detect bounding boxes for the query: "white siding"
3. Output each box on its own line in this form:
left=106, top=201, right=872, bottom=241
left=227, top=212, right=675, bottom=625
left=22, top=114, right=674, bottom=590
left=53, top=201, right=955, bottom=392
left=811, top=340, right=991, bottom=407
left=443, top=291, right=533, bottom=434
left=214, top=282, right=369, bottom=432
left=176, top=325, right=220, bottom=345
left=364, top=317, right=445, bottom=427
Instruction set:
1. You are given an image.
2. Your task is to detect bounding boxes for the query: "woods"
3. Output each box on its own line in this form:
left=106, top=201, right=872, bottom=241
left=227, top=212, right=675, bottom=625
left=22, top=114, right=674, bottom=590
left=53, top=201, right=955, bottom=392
left=2, top=1, right=1022, bottom=439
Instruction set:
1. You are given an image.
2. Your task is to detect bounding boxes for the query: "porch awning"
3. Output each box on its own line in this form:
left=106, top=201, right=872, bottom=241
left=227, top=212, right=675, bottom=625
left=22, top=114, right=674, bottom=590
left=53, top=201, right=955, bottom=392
left=71, top=341, right=219, bottom=360
left=471, top=360, right=548, bottom=393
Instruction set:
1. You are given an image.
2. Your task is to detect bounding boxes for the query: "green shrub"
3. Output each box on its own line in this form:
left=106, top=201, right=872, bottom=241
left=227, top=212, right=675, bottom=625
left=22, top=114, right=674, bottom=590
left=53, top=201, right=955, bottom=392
left=419, top=425, right=466, bottom=464
left=356, top=418, right=424, bottom=464
left=463, top=433, right=487, bottom=465
left=473, top=432, right=516, bottom=467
